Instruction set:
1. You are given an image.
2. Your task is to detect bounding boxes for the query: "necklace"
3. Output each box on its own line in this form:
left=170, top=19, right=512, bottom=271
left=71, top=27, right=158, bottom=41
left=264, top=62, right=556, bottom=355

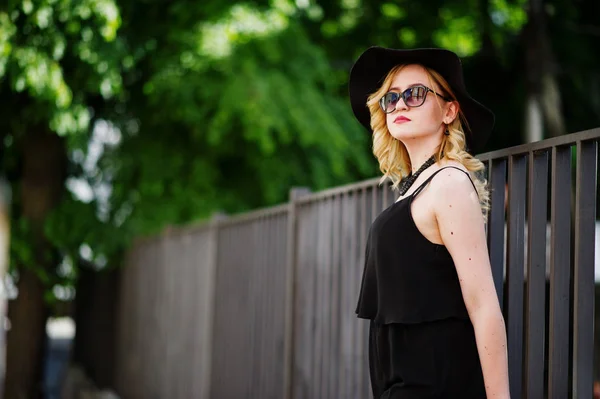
left=398, top=155, right=436, bottom=196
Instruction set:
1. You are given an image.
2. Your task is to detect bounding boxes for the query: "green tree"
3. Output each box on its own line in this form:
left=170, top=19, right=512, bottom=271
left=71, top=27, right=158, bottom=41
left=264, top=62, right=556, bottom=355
left=0, top=0, right=125, bottom=395
left=1, top=0, right=375, bottom=393
left=46, top=2, right=374, bottom=254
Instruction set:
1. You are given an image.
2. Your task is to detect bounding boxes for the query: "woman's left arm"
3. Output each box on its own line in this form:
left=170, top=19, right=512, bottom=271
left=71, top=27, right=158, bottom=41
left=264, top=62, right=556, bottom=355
left=433, top=169, right=510, bottom=399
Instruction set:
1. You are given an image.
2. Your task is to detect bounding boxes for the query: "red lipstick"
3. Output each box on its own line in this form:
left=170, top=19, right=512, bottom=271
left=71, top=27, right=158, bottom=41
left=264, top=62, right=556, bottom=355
left=394, top=115, right=411, bottom=124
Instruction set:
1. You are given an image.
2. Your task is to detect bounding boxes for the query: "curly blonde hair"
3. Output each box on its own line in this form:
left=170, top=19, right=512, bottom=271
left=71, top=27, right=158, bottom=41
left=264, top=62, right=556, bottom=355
left=366, top=64, right=490, bottom=219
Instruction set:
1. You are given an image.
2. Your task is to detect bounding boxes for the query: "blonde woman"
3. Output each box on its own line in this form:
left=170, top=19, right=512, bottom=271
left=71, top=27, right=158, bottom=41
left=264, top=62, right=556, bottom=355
left=352, top=47, right=510, bottom=398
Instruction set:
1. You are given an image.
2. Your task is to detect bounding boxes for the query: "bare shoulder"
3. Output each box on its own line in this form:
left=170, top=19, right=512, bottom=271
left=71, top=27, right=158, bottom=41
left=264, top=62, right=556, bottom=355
left=430, top=161, right=473, bottom=193
left=429, top=161, right=479, bottom=213
left=438, top=158, right=465, bottom=168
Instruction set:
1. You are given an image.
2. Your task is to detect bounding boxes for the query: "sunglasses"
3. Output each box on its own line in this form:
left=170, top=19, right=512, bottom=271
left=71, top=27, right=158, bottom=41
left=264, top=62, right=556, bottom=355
left=379, top=85, right=451, bottom=114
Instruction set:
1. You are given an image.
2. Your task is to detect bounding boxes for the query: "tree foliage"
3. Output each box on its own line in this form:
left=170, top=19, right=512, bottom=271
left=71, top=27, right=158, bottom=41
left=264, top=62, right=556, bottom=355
left=0, top=0, right=129, bottom=288
left=0, top=0, right=124, bottom=137
left=42, top=2, right=375, bottom=270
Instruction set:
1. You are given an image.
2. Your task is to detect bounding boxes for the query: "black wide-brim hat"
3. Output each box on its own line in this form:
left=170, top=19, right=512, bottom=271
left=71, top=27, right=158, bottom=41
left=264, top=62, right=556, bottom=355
left=349, top=46, right=495, bottom=153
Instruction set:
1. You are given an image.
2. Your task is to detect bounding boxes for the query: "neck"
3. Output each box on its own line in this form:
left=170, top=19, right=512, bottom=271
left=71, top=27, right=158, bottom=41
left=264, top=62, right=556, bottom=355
left=403, top=135, right=443, bottom=173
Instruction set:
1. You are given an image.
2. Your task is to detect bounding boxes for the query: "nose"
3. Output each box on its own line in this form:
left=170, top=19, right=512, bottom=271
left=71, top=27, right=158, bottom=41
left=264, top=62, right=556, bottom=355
left=393, top=96, right=409, bottom=112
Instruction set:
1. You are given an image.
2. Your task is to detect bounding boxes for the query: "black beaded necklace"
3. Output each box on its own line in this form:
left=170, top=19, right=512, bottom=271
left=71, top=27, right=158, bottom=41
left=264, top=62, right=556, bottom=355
left=398, top=155, right=436, bottom=196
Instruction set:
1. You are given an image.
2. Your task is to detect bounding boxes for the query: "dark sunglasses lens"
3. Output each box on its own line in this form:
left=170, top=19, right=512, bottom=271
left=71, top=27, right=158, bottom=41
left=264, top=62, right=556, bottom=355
left=405, top=86, right=427, bottom=107
left=381, top=92, right=399, bottom=113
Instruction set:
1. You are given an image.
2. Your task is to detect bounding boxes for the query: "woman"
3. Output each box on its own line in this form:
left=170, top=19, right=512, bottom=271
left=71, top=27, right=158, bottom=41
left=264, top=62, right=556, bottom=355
left=351, top=47, right=510, bottom=398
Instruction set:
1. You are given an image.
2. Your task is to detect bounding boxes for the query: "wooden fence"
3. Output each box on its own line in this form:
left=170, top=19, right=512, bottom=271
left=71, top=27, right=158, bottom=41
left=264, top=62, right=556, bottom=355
left=105, top=128, right=599, bottom=399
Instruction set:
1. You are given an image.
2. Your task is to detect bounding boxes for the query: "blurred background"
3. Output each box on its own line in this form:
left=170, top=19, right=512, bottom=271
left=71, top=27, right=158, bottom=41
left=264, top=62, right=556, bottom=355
left=0, top=0, right=599, bottom=397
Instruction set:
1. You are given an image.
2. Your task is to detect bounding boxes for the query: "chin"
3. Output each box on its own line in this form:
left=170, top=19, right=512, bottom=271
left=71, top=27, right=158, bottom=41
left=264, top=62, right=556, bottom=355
left=388, top=124, right=440, bottom=143
left=388, top=127, right=416, bottom=141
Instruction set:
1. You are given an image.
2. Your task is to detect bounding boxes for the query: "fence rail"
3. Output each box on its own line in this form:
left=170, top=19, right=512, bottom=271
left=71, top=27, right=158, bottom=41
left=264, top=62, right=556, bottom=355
left=108, top=128, right=600, bottom=399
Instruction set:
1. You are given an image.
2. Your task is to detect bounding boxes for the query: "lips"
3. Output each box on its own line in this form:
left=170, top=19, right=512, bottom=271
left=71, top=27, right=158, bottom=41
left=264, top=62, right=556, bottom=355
left=394, top=116, right=411, bottom=123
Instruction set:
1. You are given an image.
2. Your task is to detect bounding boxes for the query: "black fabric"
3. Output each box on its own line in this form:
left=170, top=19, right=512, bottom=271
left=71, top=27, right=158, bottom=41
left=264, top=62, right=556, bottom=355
left=356, top=166, right=486, bottom=398
left=355, top=166, right=475, bottom=324
left=368, top=318, right=486, bottom=398
left=348, top=46, right=495, bottom=153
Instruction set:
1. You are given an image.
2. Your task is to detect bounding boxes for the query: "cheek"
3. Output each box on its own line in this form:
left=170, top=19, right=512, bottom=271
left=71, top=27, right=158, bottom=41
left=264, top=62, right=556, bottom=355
left=424, top=101, right=444, bottom=120
left=413, top=104, right=443, bottom=128
left=386, top=114, right=394, bottom=127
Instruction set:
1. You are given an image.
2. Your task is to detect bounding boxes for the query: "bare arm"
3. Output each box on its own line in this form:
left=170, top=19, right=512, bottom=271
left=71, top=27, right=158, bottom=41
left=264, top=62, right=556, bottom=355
left=432, top=168, right=510, bottom=399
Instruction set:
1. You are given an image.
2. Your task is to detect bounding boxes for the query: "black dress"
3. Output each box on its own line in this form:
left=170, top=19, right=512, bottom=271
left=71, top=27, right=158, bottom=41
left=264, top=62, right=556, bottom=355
left=356, top=166, right=486, bottom=398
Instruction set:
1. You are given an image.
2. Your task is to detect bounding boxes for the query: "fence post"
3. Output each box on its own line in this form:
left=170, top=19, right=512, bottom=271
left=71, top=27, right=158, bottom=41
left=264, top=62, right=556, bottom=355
left=205, top=212, right=227, bottom=399
left=0, top=178, right=10, bottom=399
left=283, top=187, right=311, bottom=399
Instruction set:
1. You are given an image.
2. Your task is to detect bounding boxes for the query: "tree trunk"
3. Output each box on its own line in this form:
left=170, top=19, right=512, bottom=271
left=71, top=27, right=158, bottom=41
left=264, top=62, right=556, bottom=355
left=522, top=0, right=566, bottom=142
left=73, top=264, right=120, bottom=389
left=4, top=130, right=66, bottom=399
left=5, top=271, right=48, bottom=399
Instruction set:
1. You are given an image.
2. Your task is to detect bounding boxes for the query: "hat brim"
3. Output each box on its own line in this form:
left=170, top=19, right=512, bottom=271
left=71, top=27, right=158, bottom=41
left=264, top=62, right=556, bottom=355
left=349, top=47, right=494, bottom=153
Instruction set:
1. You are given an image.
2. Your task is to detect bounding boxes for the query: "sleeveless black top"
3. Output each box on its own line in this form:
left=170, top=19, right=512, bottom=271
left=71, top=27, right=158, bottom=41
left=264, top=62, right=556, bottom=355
left=355, top=166, right=478, bottom=325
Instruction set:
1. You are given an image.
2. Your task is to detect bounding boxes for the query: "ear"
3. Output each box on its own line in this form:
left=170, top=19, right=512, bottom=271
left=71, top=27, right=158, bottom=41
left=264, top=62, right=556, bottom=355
left=443, top=101, right=460, bottom=125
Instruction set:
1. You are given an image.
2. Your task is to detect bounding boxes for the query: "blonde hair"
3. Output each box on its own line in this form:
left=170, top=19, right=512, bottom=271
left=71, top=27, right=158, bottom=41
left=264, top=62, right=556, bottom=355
left=366, top=64, right=490, bottom=219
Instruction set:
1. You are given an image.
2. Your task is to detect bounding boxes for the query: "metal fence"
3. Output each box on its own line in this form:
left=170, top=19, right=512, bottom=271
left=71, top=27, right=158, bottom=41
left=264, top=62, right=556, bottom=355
left=114, top=223, right=219, bottom=398
left=111, top=128, right=599, bottom=399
